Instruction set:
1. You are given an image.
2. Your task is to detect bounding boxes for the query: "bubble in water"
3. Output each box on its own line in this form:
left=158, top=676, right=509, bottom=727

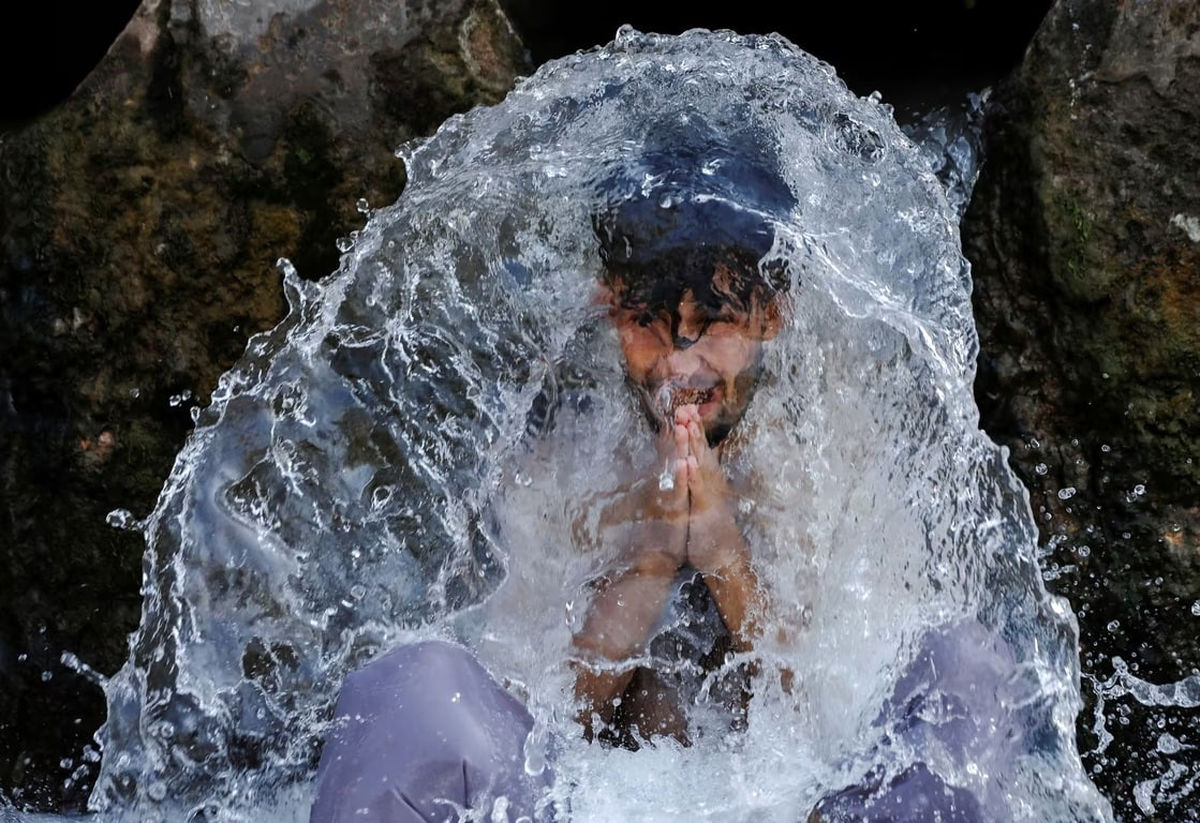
left=1191, top=600, right=1200, bottom=617
left=1058, top=486, right=1077, bottom=500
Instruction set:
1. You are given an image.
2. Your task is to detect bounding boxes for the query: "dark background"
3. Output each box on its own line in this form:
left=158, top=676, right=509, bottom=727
left=505, top=0, right=1053, bottom=116
left=0, top=1, right=1052, bottom=130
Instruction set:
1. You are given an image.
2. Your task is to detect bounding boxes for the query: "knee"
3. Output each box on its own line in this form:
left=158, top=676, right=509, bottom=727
left=400, top=640, right=482, bottom=683
left=340, top=640, right=478, bottom=703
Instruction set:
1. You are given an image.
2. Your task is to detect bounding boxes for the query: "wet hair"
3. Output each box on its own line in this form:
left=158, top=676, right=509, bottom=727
left=593, top=201, right=790, bottom=319
left=591, top=118, right=795, bottom=318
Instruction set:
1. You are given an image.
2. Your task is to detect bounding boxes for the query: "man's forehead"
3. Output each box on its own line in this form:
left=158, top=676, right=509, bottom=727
left=608, top=259, right=766, bottom=307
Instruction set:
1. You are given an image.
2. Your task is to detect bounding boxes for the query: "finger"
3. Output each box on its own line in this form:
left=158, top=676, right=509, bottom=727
left=657, top=417, right=678, bottom=454
left=676, top=457, right=690, bottom=480
left=674, top=421, right=690, bottom=460
left=673, top=457, right=690, bottom=501
left=687, top=418, right=706, bottom=456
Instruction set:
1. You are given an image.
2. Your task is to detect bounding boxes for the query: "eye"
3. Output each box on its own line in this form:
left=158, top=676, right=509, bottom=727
left=707, top=308, right=742, bottom=326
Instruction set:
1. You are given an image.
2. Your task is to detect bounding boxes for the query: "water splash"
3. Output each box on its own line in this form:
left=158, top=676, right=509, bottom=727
left=84, top=28, right=1111, bottom=821
left=901, top=91, right=988, bottom=222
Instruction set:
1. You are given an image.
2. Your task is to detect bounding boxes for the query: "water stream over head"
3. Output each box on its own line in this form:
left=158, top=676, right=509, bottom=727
left=83, top=27, right=1112, bottom=822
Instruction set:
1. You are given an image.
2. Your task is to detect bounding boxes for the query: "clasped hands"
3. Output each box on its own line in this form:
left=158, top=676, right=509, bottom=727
left=631, top=404, right=742, bottom=578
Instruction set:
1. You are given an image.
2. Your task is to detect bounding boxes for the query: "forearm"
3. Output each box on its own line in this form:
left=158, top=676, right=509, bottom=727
left=571, top=552, right=677, bottom=721
left=689, top=508, right=764, bottom=651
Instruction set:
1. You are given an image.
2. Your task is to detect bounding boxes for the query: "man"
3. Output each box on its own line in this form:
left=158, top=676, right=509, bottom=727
left=570, top=191, right=789, bottom=745
left=309, top=174, right=793, bottom=820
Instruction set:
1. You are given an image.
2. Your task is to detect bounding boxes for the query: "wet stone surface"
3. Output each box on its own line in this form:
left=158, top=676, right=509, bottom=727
left=964, top=0, right=1200, bottom=817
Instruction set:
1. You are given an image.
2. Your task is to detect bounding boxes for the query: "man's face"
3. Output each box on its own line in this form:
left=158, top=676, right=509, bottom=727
left=605, top=265, right=781, bottom=444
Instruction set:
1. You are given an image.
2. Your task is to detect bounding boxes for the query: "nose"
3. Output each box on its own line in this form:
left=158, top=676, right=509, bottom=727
left=672, top=292, right=707, bottom=350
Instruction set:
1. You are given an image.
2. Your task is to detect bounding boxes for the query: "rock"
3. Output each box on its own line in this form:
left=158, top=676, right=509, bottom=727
left=0, top=0, right=528, bottom=809
left=963, top=0, right=1200, bottom=817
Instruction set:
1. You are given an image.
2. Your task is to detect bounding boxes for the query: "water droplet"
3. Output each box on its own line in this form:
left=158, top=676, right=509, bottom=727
left=658, top=459, right=675, bottom=491
left=168, top=389, right=193, bottom=408
left=335, top=235, right=355, bottom=253
left=1100, top=443, right=1111, bottom=453
left=1156, top=732, right=1184, bottom=754
left=1034, top=463, right=1048, bottom=476
left=1106, top=620, right=1120, bottom=633
left=1191, top=600, right=1200, bottom=617
left=450, top=691, right=462, bottom=703
left=1057, top=486, right=1076, bottom=500
left=130, top=387, right=141, bottom=399
left=106, top=509, right=139, bottom=531
left=355, top=197, right=370, bottom=213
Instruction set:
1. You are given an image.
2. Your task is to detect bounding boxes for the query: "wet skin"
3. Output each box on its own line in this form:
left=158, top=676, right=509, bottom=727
left=571, top=272, right=782, bottom=742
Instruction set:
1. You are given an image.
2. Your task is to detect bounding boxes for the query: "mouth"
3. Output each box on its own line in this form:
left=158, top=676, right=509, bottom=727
left=653, top=382, right=716, bottom=418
